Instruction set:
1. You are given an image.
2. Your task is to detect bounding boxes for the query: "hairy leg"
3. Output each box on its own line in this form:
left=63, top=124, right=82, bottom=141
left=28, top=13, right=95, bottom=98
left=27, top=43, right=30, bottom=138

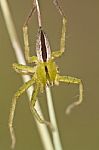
left=13, top=63, right=36, bottom=75
left=52, top=17, right=66, bottom=59
left=22, top=1, right=38, bottom=63
left=29, top=83, right=54, bottom=130
left=52, top=0, right=67, bottom=59
left=57, top=75, right=83, bottom=114
left=8, top=78, right=35, bottom=149
left=23, top=25, right=38, bottom=63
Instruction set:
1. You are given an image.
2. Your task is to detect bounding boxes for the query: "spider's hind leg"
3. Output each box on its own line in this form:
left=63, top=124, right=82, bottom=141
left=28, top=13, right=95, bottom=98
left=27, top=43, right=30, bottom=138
left=23, top=2, right=38, bottom=64
left=57, top=75, right=83, bottom=114
left=52, top=0, right=67, bottom=59
left=52, top=17, right=67, bottom=59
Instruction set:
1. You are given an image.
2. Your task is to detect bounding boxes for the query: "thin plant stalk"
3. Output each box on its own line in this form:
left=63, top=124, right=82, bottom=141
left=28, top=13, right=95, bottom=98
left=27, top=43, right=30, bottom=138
left=46, top=87, right=63, bottom=150
left=0, top=0, right=54, bottom=150
left=35, top=0, right=63, bottom=149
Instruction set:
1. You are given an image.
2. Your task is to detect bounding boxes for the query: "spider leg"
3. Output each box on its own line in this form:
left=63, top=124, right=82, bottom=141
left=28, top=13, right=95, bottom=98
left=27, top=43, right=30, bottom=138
left=23, top=25, right=38, bottom=63
left=53, top=0, right=65, bottom=16
left=13, top=63, right=36, bottom=75
left=52, top=0, right=67, bottom=59
left=8, top=78, right=35, bottom=149
left=24, top=0, right=36, bottom=26
left=52, top=17, right=66, bottom=59
left=57, top=75, right=83, bottom=114
left=29, top=83, right=54, bottom=130
left=23, top=1, right=38, bottom=64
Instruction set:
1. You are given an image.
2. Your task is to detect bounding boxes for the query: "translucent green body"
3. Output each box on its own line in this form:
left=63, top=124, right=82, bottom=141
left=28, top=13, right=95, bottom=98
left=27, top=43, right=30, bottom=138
left=36, top=60, right=58, bottom=86
left=8, top=9, right=83, bottom=150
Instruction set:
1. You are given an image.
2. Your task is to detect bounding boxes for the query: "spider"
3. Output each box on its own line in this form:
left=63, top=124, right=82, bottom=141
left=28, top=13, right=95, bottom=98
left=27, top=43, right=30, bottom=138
left=8, top=1, right=83, bottom=149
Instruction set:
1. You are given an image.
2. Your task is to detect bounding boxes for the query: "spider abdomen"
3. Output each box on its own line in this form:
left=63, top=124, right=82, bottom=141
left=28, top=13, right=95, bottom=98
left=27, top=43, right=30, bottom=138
left=36, top=28, right=51, bottom=62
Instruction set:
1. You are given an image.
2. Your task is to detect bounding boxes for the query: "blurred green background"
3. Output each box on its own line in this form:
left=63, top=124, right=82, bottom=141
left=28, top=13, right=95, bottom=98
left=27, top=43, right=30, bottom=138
left=0, top=0, right=99, bottom=150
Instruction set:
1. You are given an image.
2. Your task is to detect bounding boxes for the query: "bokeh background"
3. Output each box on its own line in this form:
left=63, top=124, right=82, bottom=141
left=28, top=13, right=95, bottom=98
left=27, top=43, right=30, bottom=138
left=0, top=0, right=99, bottom=150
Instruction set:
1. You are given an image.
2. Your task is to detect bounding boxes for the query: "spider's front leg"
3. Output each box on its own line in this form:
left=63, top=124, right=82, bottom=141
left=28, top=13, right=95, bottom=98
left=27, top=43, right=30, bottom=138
left=8, top=78, right=35, bottom=149
left=57, top=75, right=83, bottom=114
left=29, top=83, right=53, bottom=130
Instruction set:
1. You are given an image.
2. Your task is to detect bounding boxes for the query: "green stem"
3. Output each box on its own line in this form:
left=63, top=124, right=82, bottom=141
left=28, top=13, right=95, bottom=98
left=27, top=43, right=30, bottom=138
left=46, top=87, right=63, bottom=150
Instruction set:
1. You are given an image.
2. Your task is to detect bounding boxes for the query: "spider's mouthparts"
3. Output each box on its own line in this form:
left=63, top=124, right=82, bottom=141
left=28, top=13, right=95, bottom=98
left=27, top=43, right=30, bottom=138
left=46, top=80, right=54, bottom=87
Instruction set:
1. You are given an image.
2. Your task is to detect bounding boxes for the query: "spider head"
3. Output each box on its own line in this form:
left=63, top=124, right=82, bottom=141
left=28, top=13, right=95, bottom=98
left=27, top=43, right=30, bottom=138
left=36, top=60, right=58, bottom=87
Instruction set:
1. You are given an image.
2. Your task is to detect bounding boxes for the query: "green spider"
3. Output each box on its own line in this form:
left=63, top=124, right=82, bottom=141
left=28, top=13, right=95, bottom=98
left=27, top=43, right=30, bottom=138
left=8, top=2, right=83, bottom=149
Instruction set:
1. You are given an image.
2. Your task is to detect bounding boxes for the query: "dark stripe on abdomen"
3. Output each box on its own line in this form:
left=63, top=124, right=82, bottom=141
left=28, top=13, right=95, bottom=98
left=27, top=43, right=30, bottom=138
left=41, top=30, right=47, bottom=62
